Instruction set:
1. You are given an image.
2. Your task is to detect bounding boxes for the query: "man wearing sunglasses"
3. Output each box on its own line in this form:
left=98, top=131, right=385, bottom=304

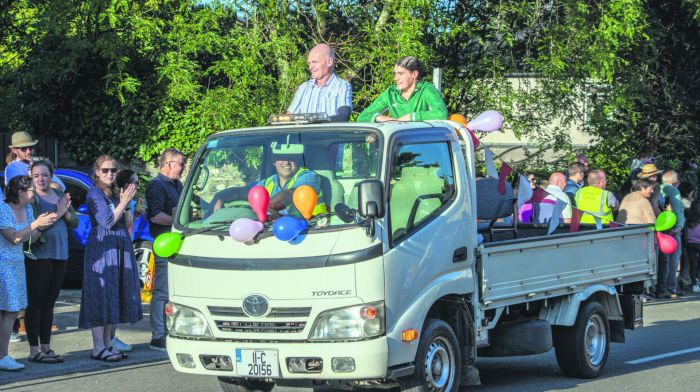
left=4, top=131, right=65, bottom=191
left=145, top=148, right=185, bottom=352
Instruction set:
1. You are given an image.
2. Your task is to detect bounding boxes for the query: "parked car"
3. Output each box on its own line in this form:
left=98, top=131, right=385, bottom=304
left=0, top=168, right=154, bottom=286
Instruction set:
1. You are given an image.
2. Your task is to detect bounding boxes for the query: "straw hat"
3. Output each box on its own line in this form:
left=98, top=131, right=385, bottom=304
left=9, top=131, right=38, bottom=148
left=637, top=163, right=662, bottom=179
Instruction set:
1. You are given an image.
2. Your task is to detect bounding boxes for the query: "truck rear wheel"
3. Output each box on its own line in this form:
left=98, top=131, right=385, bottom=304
left=217, top=377, right=275, bottom=392
left=553, top=301, right=610, bottom=378
left=399, top=319, right=461, bottom=392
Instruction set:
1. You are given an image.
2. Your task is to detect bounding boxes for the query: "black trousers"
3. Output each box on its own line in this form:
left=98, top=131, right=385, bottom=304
left=688, top=242, right=700, bottom=285
left=24, top=258, right=66, bottom=346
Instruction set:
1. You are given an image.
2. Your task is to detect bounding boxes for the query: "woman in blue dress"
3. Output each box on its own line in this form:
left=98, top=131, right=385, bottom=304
left=78, top=155, right=141, bottom=362
left=0, top=176, right=55, bottom=371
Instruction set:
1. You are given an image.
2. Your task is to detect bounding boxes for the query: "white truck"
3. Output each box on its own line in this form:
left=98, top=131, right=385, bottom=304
left=165, top=118, right=655, bottom=392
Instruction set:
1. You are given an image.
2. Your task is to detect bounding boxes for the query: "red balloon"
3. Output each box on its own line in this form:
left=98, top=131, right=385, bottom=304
left=656, top=232, right=678, bottom=255
left=248, top=186, right=270, bottom=222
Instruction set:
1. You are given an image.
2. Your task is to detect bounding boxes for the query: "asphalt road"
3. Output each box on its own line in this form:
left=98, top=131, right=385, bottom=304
left=3, top=293, right=699, bottom=391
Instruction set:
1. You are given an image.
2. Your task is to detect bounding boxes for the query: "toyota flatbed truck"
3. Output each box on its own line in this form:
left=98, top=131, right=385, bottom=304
left=164, top=118, right=655, bottom=391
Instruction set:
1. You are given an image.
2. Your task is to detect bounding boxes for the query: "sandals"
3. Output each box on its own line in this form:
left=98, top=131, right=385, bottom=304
left=108, top=346, right=128, bottom=360
left=28, top=351, right=62, bottom=364
left=90, top=348, right=122, bottom=362
left=43, top=350, right=64, bottom=363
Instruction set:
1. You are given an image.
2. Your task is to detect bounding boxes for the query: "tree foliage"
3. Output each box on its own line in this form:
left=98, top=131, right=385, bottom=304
left=0, top=0, right=698, bottom=193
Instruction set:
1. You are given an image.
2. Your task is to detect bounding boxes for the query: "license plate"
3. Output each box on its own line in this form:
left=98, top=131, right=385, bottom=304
left=235, top=349, right=279, bottom=378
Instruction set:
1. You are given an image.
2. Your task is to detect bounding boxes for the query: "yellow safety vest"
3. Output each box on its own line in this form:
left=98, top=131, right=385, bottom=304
left=264, top=167, right=327, bottom=216
left=574, top=186, right=613, bottom=224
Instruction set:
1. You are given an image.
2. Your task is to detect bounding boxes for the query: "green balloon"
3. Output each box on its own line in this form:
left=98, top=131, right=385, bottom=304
left=153, top=232, right=183, bottom=258
left=654, top=211, right=676, bottom=232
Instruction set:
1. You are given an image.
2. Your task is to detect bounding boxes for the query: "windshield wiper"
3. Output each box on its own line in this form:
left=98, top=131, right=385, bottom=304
left=181, top=221, right=231, bottom=238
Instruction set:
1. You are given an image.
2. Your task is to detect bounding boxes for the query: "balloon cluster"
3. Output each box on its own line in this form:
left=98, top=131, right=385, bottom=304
left=228, top=184, right=319, bottom=243
left=654, top=211, right=678, bottom=255
left=448, top=110, right=504, bottom=149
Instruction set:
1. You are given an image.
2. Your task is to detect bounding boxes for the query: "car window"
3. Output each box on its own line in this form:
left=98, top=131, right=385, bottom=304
left=61, top=177, right=88, bottom=210
left=388, top=141, right=455, bottom=243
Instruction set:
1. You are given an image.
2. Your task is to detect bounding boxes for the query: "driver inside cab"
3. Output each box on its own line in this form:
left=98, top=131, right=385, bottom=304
left=212, top=144, right=327, bottom=218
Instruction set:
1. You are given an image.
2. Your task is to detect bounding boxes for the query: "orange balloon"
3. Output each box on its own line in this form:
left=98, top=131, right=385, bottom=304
left=449, top=113, right=468, bottom=127
left=293, top=185, right=318, bottom=220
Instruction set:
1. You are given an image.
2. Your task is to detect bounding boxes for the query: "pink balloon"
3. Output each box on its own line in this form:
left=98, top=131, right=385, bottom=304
left=248, top=186, right=270, bottom=222
left=229, top=218, right=264, bottom=242
left=656, top=232, right=678, bottom=255
left=467, top=110, right=503, bottom=132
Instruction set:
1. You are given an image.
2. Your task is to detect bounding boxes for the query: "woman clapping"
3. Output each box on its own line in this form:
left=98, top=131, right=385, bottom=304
left=0, top=176, right=55, bottom=371
left=24, top=160, right=78, bottom=364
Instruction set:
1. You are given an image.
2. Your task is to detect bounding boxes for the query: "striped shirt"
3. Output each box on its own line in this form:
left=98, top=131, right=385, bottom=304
left=288, top=74, right=352, bottom=121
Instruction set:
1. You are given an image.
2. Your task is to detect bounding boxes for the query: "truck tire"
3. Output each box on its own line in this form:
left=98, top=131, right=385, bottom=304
left=217, top=377, right=275, bottom=392
left=553, top=301, right=610, bottom=379
left=399, top=319, right=461, bottom=392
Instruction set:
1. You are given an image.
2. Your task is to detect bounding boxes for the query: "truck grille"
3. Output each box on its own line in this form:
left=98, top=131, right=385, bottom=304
left=208, top=306, right=311, bottom=318
left=215, top=320, right=306, bottom=333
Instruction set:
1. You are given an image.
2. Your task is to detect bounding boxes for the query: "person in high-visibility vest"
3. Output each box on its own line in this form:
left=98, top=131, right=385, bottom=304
left=257, top=153, right=327, bottom=217
left=212, top=150, right=327, bottom=217
left=574, top=169, right=619, bottom=224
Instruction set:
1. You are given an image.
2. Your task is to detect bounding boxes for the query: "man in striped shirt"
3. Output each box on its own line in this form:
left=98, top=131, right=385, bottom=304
left=288, top=44, right=352, bottom=122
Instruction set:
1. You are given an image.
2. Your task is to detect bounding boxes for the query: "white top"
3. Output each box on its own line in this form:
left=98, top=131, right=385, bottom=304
left=544, top=185, right=573, bottom=219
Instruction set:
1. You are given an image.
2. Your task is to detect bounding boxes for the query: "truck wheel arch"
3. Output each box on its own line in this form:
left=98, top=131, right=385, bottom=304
left=539, top=284, right=623, bottom=327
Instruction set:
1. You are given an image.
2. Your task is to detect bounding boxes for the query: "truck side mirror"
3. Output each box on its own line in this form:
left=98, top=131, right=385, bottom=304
left=357, top=180, right=385, bottom=219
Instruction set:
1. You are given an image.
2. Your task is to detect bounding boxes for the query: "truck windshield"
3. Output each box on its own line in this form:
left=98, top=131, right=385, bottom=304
left=178, top=129, right=382, bottom=231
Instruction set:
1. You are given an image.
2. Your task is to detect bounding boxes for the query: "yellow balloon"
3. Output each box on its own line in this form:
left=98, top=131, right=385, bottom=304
left=293, top=185, right=317, bottom=220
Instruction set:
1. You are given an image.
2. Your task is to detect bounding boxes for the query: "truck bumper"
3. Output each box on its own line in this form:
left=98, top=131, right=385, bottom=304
left=167, top=336, right=389, bottom=380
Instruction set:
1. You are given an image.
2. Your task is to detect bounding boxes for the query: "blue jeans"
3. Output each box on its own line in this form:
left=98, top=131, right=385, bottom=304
left=658, top=232, right=682, bottom=292
left=150, top=257, right=169, bottom=339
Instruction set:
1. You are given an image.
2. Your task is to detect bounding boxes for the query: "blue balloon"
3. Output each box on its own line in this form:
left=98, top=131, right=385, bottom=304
left=273, top=216, right=305, bottom=241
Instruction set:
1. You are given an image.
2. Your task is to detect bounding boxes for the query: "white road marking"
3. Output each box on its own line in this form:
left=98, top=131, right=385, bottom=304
left=626, top=347, right=700, bottom=365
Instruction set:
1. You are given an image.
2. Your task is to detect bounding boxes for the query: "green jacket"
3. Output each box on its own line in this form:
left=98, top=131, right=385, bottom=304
left=357, top=81, right=448, bottom=122
left=31, top=188, right=79, bottom=243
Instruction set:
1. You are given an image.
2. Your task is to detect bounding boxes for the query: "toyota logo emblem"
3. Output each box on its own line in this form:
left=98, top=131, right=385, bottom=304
left=242, top=294, right=270, bottom=317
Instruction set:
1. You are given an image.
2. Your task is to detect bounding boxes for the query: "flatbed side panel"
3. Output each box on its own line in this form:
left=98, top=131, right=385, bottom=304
left=479, top=227, right=655, bottom=309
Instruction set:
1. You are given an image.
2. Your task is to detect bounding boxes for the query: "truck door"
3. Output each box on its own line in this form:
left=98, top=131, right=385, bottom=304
left=382, top=129, right=473, bottom=366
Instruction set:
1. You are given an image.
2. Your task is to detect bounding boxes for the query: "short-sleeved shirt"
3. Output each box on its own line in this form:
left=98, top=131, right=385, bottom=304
left=4, top=160, right=65, bottom=190
left=146, top=173, right=183, bottom=238
left=288, top=74, right=352, bottom=121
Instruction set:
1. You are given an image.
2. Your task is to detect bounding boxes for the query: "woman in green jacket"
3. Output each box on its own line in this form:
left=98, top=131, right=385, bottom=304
left=357, top=56, right=448, bottom=122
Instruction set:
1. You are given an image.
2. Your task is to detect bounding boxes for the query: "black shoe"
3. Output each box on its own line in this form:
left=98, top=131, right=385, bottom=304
left=149, top=337, right=167, bottom=351
left=673, top=289, right=685, bottom=297
left=657, top=290, right=672, bottom=299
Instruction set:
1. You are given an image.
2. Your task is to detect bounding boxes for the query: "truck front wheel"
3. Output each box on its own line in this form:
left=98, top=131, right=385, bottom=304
left=399, top=319, right=461, bottom=392
left=217, top=377, right=275, bottom=392
left=553, top=301, right=610, bottom=378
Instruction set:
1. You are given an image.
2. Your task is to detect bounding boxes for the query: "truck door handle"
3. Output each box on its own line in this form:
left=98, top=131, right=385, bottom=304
left=453, top=247, right=468, bottom=263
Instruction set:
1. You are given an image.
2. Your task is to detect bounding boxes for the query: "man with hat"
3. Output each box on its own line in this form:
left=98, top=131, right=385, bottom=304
left=636, top=163, right=664, bottom=216
left=5, top=131, right=64, bottom=190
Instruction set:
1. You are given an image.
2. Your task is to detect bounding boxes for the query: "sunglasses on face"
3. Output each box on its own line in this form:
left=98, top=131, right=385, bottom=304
left=100, top=168, right=118, bottom=174
left=17, top=146, right=33, bottom=152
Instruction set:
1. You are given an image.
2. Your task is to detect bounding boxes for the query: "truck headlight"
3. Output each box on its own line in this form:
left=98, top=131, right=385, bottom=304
left=308, top=301, right=384, bottom=341
left=165, top=302, right=213, bottom=338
